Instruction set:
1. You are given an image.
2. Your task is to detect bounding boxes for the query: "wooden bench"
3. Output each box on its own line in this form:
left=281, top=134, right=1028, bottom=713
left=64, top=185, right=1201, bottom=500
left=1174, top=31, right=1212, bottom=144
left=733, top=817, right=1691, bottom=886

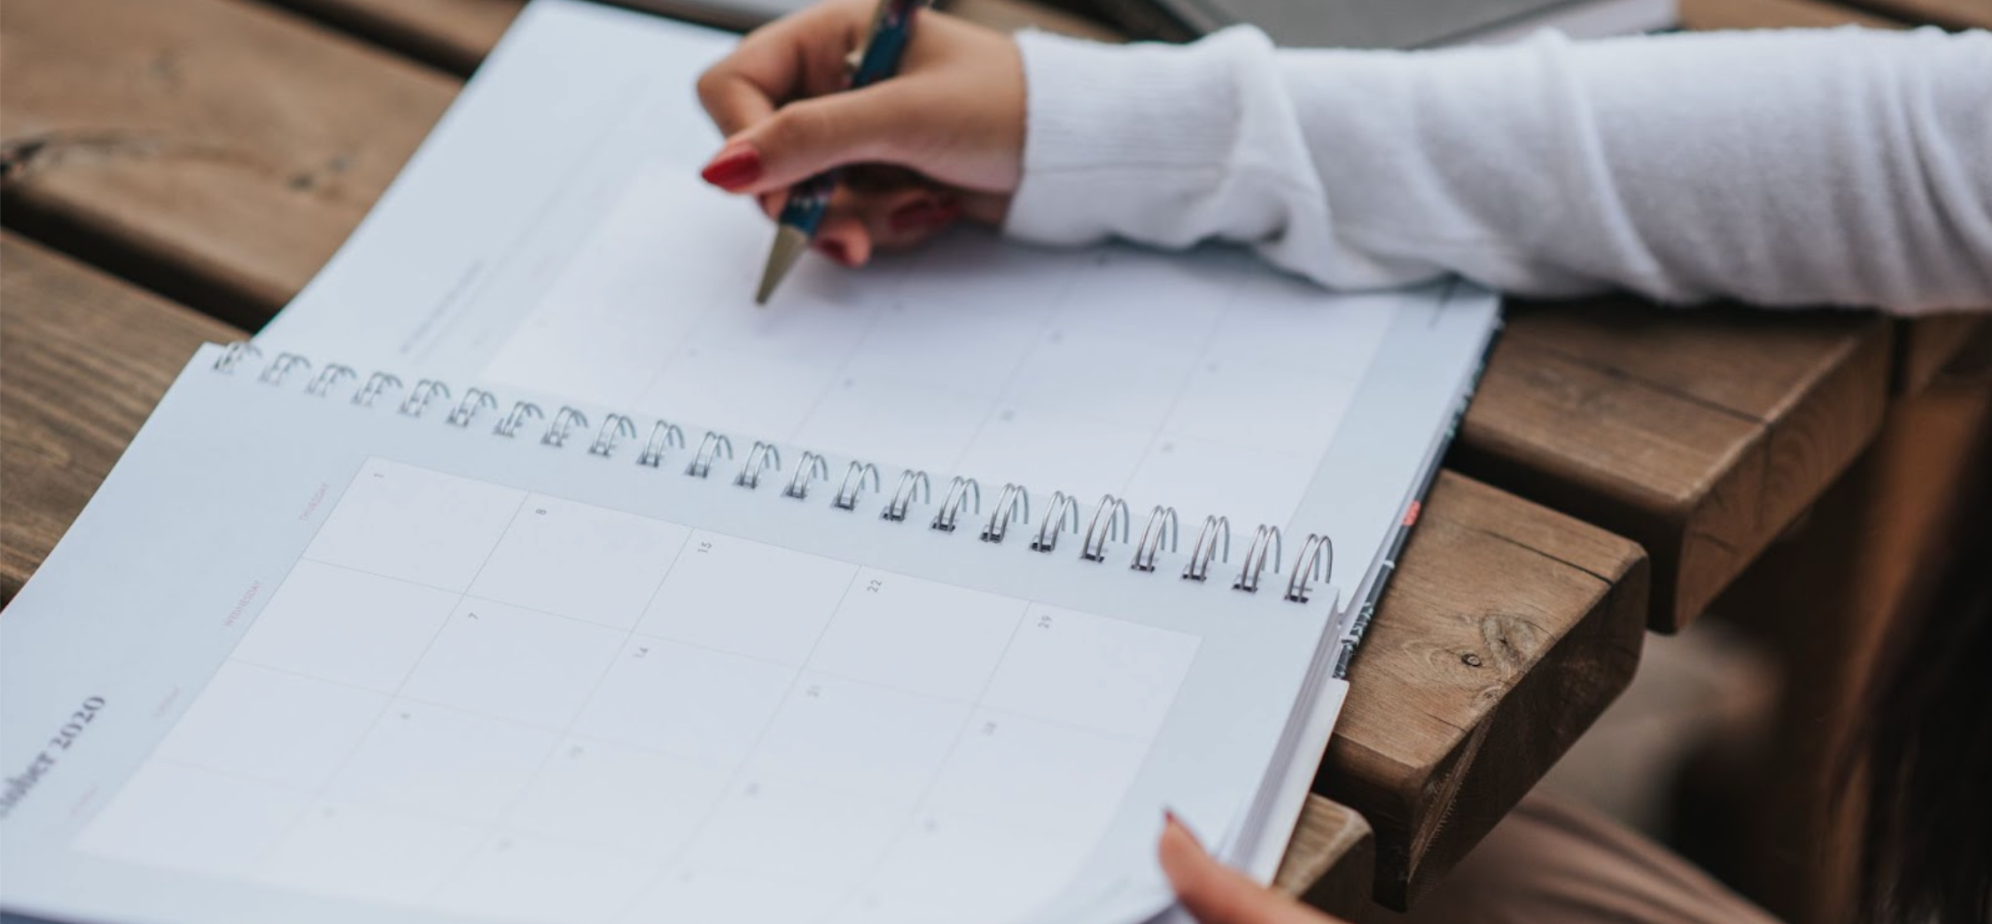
left=16, top=0, right=1979, bottom=914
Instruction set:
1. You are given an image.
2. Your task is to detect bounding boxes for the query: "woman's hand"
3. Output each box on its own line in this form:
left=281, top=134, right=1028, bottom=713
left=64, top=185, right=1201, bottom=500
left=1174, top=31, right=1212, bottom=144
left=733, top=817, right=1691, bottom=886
left=695, top=0, right=1025, bottom=267
left=1162, top=814, right=1352, bottom=924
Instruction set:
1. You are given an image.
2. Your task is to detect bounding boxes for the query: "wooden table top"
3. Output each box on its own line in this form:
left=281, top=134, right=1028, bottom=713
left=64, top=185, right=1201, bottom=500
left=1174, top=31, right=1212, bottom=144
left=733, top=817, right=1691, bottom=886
left=0, top=0, right=1977, bottom=912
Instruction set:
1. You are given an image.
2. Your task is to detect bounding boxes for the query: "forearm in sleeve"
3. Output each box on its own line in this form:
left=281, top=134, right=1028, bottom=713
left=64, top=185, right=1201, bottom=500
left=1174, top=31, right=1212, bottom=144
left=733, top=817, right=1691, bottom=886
left=1004, top=26, right=1992, bottom=313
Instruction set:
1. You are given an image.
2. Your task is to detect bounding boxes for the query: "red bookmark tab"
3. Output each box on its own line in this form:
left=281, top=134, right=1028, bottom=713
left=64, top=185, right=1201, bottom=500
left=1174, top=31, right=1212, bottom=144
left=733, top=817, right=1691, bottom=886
left=1403, top=500, right=1422, bottom=528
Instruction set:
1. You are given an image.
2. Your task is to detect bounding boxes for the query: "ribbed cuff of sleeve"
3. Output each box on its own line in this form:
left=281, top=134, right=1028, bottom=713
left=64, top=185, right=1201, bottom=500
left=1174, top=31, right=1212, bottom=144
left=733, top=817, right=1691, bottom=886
left=1004, top=27, right=1277, bottom=247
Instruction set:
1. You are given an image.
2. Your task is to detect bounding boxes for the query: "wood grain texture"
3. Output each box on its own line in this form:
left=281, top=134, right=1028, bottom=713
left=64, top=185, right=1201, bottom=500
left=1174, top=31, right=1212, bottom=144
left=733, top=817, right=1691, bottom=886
left=1679, top=0, right=1899, bottom=28
left=0, top=234, right=242, bottom=602
left=0, top=0, right=457, bottom=327
left=263, top=0, right=521, bottom=75
left=1327, top=471, right=1648, bottom=907
left=1838, top=0, right=1992, bottom=26
left=1453, top=301, right=1891, bottom=631
left=1276, top=798, right=1377, bottom=918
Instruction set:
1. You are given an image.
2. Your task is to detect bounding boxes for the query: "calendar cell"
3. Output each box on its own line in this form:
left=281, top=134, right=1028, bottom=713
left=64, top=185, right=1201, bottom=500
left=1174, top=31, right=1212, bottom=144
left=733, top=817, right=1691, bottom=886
left=621, top=866, right=840, bottom=924
left=638, top=532, right=855, bottom=665
left=922, top=710, right=1151, bottom=837
left=431, top=833, right=658, bottom=924
left=232, top=560, right=458, bottom=692
left=743, top=673, right=970, bottom=803
left=75, top=762, right=312, bottom=879
left=806, top=570, right=1025, bottom=702
left=570, top=638, right=794, bottom=767
left=399, top=599, right=625, bottom=729
left=307, top=459, right=525, bottom=591
left=325, top=702, right=559, bottom=824
left=154, top=661, right=387, bottom=790
left=257, top=802, right=484, bottom=905
left=682, top=777, right=907, bottom=891
left=507, top=736, right=730, bottom=856
left=467, top=494, right=689, bottom=629
left=980, top=605, right=1200, bottom=738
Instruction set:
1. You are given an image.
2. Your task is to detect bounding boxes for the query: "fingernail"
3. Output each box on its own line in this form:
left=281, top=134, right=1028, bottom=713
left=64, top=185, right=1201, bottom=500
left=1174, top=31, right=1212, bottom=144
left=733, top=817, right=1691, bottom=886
left=816, top=239, right=855, bottom=267
left=699, top=142, right=762, bottom=191
left=1163, top=807, right=1180, bottom=827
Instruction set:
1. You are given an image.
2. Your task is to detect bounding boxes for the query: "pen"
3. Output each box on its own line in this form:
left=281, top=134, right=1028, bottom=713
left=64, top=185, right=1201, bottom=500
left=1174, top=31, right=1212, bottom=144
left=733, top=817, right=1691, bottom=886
left=1332, top=498, right=1419, bottom=680
left=755, top=0, right=934, bottom=305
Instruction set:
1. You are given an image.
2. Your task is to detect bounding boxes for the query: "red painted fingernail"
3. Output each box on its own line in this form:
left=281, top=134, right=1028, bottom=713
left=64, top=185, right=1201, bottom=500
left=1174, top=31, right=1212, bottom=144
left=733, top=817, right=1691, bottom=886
left=699, top=142, right=762, bottom=191
left=816, top=239, right=855, bottom=267
left=1163, top=807, right=1179, bottom=826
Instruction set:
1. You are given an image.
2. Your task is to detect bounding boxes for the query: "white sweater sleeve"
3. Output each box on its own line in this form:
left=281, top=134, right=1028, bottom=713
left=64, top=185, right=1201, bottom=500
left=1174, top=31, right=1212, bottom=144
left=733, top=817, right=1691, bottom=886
left=1003, top=26, right=1992, bottom=314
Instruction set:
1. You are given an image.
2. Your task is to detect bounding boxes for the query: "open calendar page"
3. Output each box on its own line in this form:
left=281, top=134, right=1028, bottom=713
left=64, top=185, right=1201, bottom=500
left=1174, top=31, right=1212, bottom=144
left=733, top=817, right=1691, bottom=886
left=241, top=0, right=1502, bottom=899
left=1, top=347, right=1345, bottom=924
left=254, top=0, right=1502, bottom=545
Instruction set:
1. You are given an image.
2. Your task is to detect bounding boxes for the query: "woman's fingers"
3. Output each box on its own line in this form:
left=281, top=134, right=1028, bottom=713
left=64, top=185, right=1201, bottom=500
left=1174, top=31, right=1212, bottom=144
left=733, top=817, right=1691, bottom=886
left=710, top=83, right=932, bottom=195
left=695, top=0, right=872, bottom=136
left=1160, top=815, right=1347, bottom=924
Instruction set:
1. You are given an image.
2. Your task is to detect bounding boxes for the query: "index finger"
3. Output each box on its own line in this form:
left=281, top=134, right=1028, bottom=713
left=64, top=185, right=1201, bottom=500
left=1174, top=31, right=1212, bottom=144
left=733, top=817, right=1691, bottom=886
left=696, top=0, right=871, bottom=138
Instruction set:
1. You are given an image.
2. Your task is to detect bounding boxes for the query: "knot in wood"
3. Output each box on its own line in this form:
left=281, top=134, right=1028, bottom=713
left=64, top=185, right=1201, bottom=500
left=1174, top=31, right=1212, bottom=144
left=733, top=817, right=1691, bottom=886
left=1460, top=652, right=1484, bottom=668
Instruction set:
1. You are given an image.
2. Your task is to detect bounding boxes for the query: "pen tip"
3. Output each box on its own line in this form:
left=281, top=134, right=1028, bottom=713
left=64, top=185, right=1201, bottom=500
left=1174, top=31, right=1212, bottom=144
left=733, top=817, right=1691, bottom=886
left=755, top=226, right=810, bottom=306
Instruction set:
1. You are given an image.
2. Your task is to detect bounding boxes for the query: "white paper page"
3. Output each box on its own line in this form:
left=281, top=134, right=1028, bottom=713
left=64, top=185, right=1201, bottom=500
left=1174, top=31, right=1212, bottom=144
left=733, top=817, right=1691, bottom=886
left=254, top=0, right=1482, bottom=544
left=1, top=348, right=1339, bottom=924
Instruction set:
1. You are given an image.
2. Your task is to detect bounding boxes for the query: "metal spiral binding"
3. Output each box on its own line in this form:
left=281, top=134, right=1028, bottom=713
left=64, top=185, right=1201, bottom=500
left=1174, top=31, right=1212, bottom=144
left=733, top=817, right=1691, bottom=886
left=541, top=407, right=588, bottom=447
left=1183, top=516, right=1230, bottom=582
left=447, top=389, right=498, bottom=427
left=1284, top=534, right=1333, bottom=603
left=931, top=477, right=981, bottom=532
left=588, top=415, right=638, bottom=457
left=980, top=484, right=1030, bottom=544
left=637, top=422, right=685, bottom=467
left=1233, top=525, right=1283, bottom=593
left=833, top=463, right=880, bottom=511
left=305, top=364, right=356, bottom=397
left=1080, top=495, right=1130, bottom=562
left=784, top=452, right=830, bottom=499
left=259, top=353, right=310, bottom=385
left=686, top=432, right=733, bottom=478
left=1031, top=492, right=1081, bottom=553
left=1131, top=506, right=1180, bottom=572
left=494, top=402, right=543, bottom=438
left=351, top=373, right=402, bottom=408
left=218, top=344, right=1355, bottom=611
left=399, top=380, right=450, bottom=418
left=882, top=471, right=930, bottom=521
left=214, top=342, right=262, bottom=373
left=735, top=442, right=782, bottom=489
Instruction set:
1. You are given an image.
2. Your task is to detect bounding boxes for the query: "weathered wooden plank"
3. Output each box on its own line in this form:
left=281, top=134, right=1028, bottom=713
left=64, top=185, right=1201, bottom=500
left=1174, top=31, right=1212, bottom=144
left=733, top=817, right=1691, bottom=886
left=263, top=0, right=521, bottom=75
left=1276, top=798, right=1376, bottom=918
left=1328, top=471, right=1648, bottom=907
left=0, top=0, right=457, bottom=328
left=1455, top=301, right=1892, bottom=630
left=1839, top=0, right=1992, bottom=27
left=0, top=234, right=242, bottom=601
left=1679, top=0, right=1899, bottom=28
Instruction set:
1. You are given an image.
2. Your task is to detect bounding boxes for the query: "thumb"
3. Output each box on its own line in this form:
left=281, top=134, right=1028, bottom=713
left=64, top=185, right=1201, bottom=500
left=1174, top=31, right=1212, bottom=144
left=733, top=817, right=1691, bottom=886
left=712, top=84, right=929, bottom=194
left=1160, top=815, right=1344, bottom=924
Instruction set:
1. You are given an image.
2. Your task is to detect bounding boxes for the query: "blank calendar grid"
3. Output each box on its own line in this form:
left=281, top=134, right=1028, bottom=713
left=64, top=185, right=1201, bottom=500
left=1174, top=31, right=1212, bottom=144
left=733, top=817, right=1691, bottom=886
left=76, top=459, right=1200, bottom=924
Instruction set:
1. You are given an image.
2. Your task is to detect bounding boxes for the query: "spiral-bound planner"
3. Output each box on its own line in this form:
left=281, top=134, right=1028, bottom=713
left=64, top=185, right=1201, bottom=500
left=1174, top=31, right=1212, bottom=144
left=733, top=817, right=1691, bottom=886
left=0, top=3, right=1501, bottom=924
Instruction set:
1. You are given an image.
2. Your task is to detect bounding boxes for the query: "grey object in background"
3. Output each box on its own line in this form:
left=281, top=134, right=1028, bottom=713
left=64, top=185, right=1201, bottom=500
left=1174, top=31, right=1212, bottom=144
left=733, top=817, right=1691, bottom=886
left=1069, top=0, right=1678, bottom=46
